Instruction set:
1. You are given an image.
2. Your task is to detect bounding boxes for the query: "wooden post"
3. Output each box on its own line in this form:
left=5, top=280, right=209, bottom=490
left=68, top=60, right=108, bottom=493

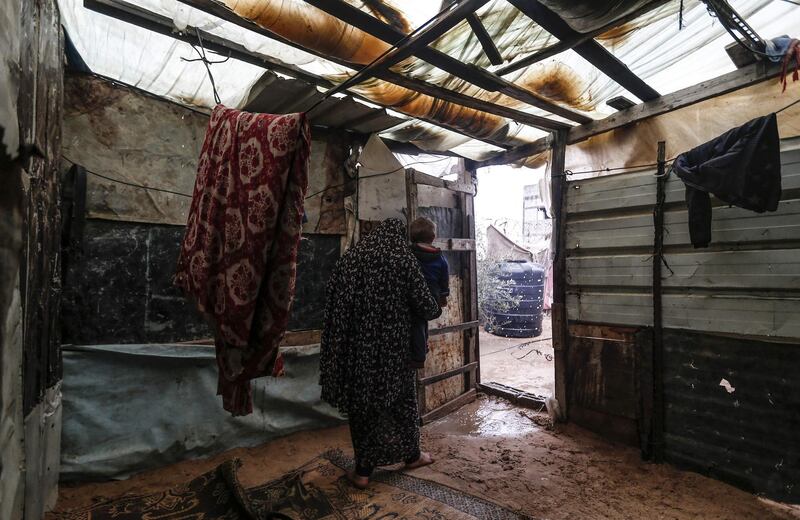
left=461, top=162, right=479, bottom=390
left=405, top=168, right=426, bottom=418
left=652, top=141, right=666, bottom=462
left=550, top=130, right=568, bottom=420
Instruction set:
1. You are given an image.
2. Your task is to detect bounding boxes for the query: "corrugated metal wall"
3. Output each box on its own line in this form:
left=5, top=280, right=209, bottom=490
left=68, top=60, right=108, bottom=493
left=564, top=137, right=800, bottom=501
left=566, top=137, right=800, bottom=337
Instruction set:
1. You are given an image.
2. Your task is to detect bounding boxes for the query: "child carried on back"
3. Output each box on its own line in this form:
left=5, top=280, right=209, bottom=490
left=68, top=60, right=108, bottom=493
left=408, top=217, right=449, bottom=369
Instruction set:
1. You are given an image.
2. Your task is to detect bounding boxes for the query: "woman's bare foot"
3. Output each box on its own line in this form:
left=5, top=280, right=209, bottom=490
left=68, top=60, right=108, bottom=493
left=404, top=452, right=435, bottom=470
left=347, top=470, right=369, bottom=489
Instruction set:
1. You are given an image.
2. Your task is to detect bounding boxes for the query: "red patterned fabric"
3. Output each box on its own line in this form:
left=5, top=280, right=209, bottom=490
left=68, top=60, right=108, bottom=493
left=175, top=105, right=310, bottom=416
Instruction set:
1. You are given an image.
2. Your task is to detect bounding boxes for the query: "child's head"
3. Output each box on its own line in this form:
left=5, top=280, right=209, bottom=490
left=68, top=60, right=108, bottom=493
left=410, top=217, right=436, bottom=244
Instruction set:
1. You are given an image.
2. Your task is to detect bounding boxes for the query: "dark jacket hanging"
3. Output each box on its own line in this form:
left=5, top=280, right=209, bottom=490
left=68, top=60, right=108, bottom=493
left=673, top=113, right=781, bottom=248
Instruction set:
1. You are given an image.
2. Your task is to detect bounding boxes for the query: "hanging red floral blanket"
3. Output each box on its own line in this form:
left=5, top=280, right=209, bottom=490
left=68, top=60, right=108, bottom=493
left=175, top=105, right=310, bottom=416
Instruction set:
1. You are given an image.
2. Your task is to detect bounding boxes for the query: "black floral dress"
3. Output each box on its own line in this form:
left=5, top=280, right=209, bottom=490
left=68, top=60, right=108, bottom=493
left=319, top=218, right=441, bottom=469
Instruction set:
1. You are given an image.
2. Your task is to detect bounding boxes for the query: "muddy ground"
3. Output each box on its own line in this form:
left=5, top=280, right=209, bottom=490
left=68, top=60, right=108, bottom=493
left=480, top=316, right=554, bottom=396
left=52, top=395, right=799, bottom=519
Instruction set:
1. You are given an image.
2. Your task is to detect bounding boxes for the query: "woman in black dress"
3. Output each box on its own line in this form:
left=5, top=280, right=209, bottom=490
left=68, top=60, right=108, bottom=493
left=319, top=218, right=442, bottom=487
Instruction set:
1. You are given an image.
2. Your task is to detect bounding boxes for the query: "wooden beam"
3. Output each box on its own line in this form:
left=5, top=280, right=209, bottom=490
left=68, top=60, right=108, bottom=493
left=507, top=0, right=659, bottom=102
left=419, top=362, right=478, bottom=386
left=466, top=13, right=503, bottom=66
left=301, top=0, right=592, bottom=124
left=568, top=61, right=780, bottom=142
left=476, top=134, right=552, bottom=169
left=381, top=70, right=570, bottom=131
left=550, top=129, right=568, bottom=421
left=421, top=388, right=477, bottom=424
left=380, top=138, right=463, bottom=157
left=495, top=0, right=667, bottom=77
left=411, top=170, right=476, bottom=194
left=335, top=0, right=490, bottom=93
left=281, top=329, right=322, bottom=346
left=496, top=39, right=574, bottom=76
left=478, top=382, right=547, bottom=410
left=431, top=238, right=476, bottom=251
left=477, top=60, right=783, bottom=168
left=652, top=141, right=666, bottom=461
left=429, top=320, right=479, bottom=336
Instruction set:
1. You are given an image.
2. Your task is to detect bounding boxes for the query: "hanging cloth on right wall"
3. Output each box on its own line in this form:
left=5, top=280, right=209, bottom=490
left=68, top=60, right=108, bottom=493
left=673, top=113, right=782, bottom=248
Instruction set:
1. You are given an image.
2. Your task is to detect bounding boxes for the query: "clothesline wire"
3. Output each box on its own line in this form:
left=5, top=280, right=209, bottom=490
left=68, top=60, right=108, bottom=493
left=61, top=156, right=195, bottom=198
left=302, top=156, right=459, bottom=199
left=304, top=0, right=459, bottom=115
left=61, top=154, right=456, bottom=201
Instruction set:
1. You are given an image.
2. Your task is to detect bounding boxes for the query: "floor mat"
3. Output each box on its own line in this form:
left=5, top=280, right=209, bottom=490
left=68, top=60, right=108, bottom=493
left=53, top=450, right=532, bottom=520
left=248, top=449, right=533, bottom=520
left=51, top=459, right=262, bottom=519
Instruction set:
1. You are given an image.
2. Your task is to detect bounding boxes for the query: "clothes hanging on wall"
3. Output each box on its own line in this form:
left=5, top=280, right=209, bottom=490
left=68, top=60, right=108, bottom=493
left=673, top=113, right=781, bottom=248
left=175, top=105, right=311, bottom=416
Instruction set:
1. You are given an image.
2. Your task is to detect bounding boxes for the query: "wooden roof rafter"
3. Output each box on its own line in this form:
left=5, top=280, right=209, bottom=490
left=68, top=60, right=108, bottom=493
left=506, top=0, right=660, bottom=102
left=299, top=0, right=593, bottom=125
left=328, top=0, right=492, bottom=94
left=165, top=0, right=574, bottom=135
left=466, top=13, right=504, bottom=66
left=495, top=0, right=668, bottom=76
left=88, top=0, right=570, bottom=151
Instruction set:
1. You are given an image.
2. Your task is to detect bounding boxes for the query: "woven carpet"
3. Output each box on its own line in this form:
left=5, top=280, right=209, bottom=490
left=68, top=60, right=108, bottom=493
left=52, top=459, right=268, bottom=519
left=248, top=450, right=531, bottom=520
left=54, top=450, right=533, bottom=520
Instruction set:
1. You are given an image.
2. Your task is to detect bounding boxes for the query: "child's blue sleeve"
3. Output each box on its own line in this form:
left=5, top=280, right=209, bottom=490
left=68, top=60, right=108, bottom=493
left=439, top=254, right=450, bottom=296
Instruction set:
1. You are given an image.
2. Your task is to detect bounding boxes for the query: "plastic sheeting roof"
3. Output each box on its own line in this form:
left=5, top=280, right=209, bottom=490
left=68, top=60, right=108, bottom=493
left=59, top=0, right=800, bottom=160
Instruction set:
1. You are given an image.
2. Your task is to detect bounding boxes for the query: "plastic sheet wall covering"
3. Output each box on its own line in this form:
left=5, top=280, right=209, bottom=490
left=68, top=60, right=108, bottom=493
left=60, top=343, right=344, bottom=480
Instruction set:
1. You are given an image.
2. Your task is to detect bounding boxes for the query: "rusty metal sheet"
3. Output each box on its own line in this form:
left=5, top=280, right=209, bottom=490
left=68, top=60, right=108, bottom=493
left=567, top=323, right=641, bottom=445
left=423, top=276, right=464, bottom=411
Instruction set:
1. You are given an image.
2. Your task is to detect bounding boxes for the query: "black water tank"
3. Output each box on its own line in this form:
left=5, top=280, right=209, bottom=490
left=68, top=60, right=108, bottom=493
left=485, top=260, right=545, bottom=338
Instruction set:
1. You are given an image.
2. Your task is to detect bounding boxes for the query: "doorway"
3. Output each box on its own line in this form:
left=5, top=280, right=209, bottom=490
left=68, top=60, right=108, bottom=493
left=474, top=165, right=555, bottom=399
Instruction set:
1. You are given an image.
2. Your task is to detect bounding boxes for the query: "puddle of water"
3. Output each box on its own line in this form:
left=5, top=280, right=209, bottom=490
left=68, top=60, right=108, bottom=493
left=429, top=398, right=540, bottom=437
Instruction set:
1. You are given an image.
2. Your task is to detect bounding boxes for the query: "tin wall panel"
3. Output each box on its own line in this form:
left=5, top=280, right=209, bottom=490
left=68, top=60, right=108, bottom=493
left=566, top=138, right=800, bottom=340
left=563, top=137, right=800, bottom=501
left=662, top=329, right=800, bottom=502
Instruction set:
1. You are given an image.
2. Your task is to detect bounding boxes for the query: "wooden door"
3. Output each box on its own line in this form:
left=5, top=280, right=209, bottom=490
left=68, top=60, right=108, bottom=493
left=404, top=167, right=479, bottom=424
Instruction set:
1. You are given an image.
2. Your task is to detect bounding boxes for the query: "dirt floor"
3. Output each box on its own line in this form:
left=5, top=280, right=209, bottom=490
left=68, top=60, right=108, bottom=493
left=51, top=394, right=800, bottom=520
left=480, top=315, right=554, bottom=396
